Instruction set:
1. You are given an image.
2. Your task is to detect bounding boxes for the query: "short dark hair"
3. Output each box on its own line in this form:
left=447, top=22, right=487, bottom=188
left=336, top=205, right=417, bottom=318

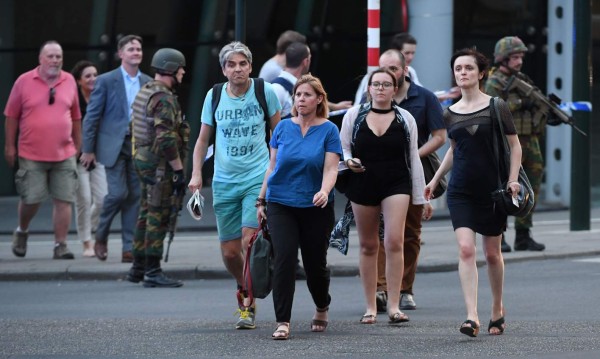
left=284, top=42, right=309, bottom=68
left=450, top=48, right=490, bottom=84
left=117, top=34, right=142, bottom=50
left=71, top=60, right=97, bottom=81
left=276, top=30, right=306, bottom=55
left=390, top=33, right=417, bottom=51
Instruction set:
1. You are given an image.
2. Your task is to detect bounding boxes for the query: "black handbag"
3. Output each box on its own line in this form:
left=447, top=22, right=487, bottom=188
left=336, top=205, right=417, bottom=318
left=490, top=98, right=535, bottom=217
left=421, top=151, right=447, bottom=198
left=243, top=219, right=273, bottom=300
left=335, top=166, right=351, bottom=193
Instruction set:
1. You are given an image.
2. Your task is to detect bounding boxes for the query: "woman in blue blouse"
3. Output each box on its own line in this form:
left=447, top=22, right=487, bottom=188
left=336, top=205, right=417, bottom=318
left=257, top=74, right=342, bottom=340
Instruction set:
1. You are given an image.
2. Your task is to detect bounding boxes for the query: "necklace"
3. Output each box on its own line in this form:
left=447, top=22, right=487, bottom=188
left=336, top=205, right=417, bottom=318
left=371, top=107, right=394, bottom=114
left=229, top=81, right=250, bottom=100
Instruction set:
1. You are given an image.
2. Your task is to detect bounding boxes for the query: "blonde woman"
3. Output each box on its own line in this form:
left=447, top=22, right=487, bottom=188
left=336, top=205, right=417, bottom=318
left=257, top=74, right=341, bottom=340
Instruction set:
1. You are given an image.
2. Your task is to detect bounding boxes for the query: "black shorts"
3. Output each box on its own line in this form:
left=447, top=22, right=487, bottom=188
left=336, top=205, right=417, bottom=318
left=345, top=164, right=411, bottom=206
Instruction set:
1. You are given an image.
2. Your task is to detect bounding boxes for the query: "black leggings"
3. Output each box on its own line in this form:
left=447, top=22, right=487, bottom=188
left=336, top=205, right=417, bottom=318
left=267, top=202, right=334, bottom=322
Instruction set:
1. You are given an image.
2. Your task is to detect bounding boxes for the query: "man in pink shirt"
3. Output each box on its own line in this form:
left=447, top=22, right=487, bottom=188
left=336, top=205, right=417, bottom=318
left=3, top=40, right=82, bottom=259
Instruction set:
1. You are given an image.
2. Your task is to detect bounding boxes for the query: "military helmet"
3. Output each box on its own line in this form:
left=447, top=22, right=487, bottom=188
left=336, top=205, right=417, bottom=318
left=493, top=36, right=528, bottom=63
left=151, top=48, right=186, bottom=74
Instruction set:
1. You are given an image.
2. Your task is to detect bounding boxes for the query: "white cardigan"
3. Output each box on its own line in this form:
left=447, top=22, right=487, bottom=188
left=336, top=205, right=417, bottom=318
left=339, top=105, right=428, bottom=205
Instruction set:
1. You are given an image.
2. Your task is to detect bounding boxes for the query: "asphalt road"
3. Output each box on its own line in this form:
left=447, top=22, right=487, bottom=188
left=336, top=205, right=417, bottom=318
left=1, top=257, right=599, bottom=358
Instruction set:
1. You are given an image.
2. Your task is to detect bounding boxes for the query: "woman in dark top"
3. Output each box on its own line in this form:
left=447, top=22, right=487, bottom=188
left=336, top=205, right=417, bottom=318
left=340, top=68, right=426, bottom=325
left=71, top=61, right=106, bottom=257
left=425, top=49, right=522, bottom=337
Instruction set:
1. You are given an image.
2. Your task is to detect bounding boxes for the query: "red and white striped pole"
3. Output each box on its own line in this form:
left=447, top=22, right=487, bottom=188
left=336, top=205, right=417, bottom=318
left=367, top=0, right=380, bottom=74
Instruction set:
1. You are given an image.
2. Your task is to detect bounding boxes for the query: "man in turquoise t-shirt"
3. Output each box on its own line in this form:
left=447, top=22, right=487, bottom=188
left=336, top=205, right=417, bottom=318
left=189, top=41, right=281, bottom=330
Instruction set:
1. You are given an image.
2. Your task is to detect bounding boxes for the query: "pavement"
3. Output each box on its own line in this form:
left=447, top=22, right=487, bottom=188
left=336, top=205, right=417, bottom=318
left=1, top=188, right=599, bottom=281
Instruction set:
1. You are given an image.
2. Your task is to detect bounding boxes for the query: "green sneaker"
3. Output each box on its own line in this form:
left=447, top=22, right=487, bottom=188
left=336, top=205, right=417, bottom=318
left=235, top=305, right=256, bottom=329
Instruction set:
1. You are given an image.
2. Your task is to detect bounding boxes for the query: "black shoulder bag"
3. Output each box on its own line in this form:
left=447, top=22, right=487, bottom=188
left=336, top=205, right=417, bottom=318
left=490, top=97, right=535, bottom=217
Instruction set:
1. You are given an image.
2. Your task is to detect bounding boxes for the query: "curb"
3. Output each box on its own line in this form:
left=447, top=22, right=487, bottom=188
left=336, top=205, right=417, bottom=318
left=1, top=250, right=597, bottom=282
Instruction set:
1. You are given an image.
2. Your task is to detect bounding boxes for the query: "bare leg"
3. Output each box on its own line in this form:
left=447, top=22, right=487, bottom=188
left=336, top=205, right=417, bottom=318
left=221, top=238, right=244, bottom=284
left=221, top=227, right=256, bottom=306
left=18, top=201, right=41, bottom=231
left=381, top=195, right=410, bottom=316
left=352, top=202, right=381, bottom=317
left=53, top=199, right=72, bottom=244
left=455, top=227, right=479, bottom=327
left=483, top=234, right=505, bottom=334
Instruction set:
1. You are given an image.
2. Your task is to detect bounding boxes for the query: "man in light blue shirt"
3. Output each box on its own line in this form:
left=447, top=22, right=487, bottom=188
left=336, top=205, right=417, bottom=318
left=189, top=42, right=281, bottom=330
left=121, top=66, right=141, bottom=120
left=81, top=35, right=151, bottom=263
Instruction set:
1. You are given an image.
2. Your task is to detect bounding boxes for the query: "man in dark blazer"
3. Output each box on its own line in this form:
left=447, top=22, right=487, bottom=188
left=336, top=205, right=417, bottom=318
left=80, top=34, right=152, bottom=262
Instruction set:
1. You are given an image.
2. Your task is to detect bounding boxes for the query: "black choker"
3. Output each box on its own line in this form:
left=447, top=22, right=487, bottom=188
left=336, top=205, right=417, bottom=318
left=371, top=107, right=394, bottom=114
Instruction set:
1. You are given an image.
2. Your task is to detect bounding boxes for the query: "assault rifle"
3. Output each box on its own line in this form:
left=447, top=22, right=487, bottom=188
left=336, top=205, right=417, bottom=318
left=164, top=186, right=185, bottom=263
left=503, top=73, right=586, bottom=136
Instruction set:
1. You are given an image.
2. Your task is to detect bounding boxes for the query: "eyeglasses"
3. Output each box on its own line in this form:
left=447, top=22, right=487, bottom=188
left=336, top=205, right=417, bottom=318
left=370, top=82, right=394, bottom=89
left=49, top=87, right=55, bottom=105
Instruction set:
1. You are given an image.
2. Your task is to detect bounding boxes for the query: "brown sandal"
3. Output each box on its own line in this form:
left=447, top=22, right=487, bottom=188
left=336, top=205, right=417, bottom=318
left=272, top=322, right=290, bottom=340
left=311, top=306, right=329, bottom=332
left=388, top=312, right=410, bottom=324
left=360, top=314, right=377, bottom=324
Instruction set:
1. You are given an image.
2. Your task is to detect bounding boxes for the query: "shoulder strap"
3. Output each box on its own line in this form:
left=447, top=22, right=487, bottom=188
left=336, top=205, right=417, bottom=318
left=350, top=103, right=371, bottom=155
left=271, top=77, right=294, bottom=96
left=491, top=97, right=510, bottom=186
left=211, top=82, right=225, bottom=128
left=252, top=78, right=271, bottom=146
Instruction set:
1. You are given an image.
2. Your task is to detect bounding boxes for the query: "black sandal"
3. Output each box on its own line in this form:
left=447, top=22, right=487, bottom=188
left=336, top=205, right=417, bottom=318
left=311, top=306, right=329, bottom=332
left=488, top=317, right=505, bottom=335
left=460, top=319, right=480, bottom=337
left=272, top=322, right=290, bottom=340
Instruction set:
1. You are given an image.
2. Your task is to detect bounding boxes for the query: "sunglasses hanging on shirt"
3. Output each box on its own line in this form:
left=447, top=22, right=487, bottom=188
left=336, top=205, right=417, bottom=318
left=49, top=87, right=56, bottom=105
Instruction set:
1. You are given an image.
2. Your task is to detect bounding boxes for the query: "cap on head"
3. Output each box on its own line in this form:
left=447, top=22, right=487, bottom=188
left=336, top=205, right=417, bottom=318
left=493, top=36, right=528, bottom=64
left=151, top=48, right=186, bottom=75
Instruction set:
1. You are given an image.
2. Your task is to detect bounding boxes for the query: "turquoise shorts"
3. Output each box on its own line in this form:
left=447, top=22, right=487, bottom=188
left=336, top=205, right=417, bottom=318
left=212, top=174, right=263, bottom=242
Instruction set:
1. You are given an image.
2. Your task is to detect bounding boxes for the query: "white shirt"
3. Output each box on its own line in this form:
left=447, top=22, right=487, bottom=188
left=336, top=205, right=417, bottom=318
left=271, top=70, right=297, bottom=118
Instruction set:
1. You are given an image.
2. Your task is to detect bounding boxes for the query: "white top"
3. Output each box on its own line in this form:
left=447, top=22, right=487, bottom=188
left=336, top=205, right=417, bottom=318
left=258, top=58, right=283, bottom=83
left=271, top=70, right=297, bottom=118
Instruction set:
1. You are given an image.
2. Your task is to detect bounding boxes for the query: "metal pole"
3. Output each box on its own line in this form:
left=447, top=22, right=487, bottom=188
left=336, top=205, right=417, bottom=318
left=570, top=0, right=592, bottom=230
left=235, top=0, right=246, bottom=42
left=367, top=0, right=380, bottom=74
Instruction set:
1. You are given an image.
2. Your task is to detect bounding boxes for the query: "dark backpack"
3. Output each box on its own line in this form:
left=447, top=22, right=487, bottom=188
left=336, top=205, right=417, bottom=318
left=211, top=78, right=271, bottom=146
left=271, top=76, right=294, bottom=119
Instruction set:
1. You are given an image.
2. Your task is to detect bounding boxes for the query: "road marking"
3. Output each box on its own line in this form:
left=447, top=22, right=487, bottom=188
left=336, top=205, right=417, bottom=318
left=573, top=257, right=600, bottom=263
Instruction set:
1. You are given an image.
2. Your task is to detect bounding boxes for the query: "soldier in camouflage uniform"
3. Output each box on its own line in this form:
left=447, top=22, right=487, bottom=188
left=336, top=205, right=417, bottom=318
left=484, top=36, right=545, bottom=252
left=126, top=48, right=190, bottom=287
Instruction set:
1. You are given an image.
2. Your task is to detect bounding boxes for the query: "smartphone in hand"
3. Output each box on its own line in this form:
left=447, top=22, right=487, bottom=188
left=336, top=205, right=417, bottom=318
left=348, top=158, right=365, bottom=169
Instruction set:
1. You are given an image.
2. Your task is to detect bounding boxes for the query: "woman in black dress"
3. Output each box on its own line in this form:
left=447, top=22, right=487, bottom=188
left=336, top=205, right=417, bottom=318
left=341, top=68, right=427, bottom=325
left=424, top=49, right=522, bottom=337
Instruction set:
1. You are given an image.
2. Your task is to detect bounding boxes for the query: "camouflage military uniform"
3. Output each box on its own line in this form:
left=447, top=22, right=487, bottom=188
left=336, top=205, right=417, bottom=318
left=132, top=81, right=190, bottom=258
left=485, top=68, right=543, bottom=231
